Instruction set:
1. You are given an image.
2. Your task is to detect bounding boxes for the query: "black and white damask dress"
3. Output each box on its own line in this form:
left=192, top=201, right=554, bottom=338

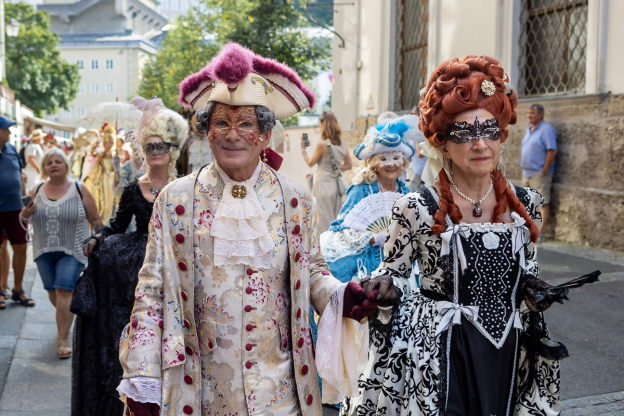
left=341, top=184, right=565, bottom=416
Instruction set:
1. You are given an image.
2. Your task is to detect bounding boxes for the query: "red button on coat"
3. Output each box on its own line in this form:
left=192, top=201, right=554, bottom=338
left=177, top=353, right=185, bottom=361
left=184, top=375, right=193, bottom=384
left=178, top=262, right=187, bottom=271
left=245, top=361, right=253, bottom=369
left=296, top=308, right=302, bottom=319
left=159, top=321, right=163, bottom=329
left=132, top=319, right=138, bottom=328
left=183, top=405, right=193, bottom=415
left=184, top=319, right=190, bottom=328
left=297, top=337, right=304, bottom=348
left=175, top=233, right=185, bottom=244
left=245, top=343, right=254, bottom=351
left=175, top=205, right=185, bottom=215
left=208, top=341, right=214, bottom=349
left=293, top=225, right=301, bottom=235
left=181, top=291, right=188, bottom=301
left=244, top=305, right=253, bottom=313
left=246, top=324, right=255, bottom=331
left=290, top=198, right=299, bottom=208
left=283, top=341, right=288, bottom=348
left=185, top=346, right=193, bottom=355
left=322, top=271, right=329, bottom=275
left=295, top=280, right=301, bottom=290
left=301, top=365, right=309, bottom=375
left=306, top=394, right=313, bottom=405
left=294, top=252, right=301, bottom=262
left=246, top=287, right=254, bottom=294
left=246, top=268, right=254, bottom=275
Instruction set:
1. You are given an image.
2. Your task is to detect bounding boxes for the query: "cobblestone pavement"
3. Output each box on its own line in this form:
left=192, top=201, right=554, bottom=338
left=561, top=391, right=624, bottom=416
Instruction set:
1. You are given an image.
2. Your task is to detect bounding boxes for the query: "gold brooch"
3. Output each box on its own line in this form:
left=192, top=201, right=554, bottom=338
left=481, top=80, right=496, bottom=96
left=231, top=185, right=247, bottom=199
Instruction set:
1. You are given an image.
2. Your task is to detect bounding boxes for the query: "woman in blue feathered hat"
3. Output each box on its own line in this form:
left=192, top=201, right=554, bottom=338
left=319, top=115, right=417, bottom=284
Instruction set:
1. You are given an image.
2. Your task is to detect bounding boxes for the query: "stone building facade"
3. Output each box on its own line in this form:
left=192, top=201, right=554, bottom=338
left=331, top=0, right=624, bottom=250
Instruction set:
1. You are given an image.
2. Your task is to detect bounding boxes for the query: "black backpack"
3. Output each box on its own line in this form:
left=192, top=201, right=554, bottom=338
left=18, top=144, right=27, bottom=169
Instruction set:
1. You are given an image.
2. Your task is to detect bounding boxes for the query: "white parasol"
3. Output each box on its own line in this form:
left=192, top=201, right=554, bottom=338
left=77, top=101, right=142, bottom=127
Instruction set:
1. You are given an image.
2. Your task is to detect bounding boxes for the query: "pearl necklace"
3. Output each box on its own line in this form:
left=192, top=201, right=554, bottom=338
left=378, top=180, right=398, bottom=193
left=147, top=174, right=170, bottom=196
left=451, top=178, right=493, bottom=217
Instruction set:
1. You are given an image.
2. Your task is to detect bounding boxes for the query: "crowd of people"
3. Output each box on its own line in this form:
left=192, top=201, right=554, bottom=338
left=0, top=45, right=570, bottom=416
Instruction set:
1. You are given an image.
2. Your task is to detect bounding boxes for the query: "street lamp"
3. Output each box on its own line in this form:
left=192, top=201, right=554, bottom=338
left=6, top=18, right=19, bottom=38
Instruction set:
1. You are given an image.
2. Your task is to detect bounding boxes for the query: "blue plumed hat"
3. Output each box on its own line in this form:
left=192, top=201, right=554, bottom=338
left=354, top=115, right=418, bottom=160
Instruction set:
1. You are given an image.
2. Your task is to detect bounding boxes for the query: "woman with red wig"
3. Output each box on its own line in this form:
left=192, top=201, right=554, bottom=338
left=341, top=56, right=567, bottom=416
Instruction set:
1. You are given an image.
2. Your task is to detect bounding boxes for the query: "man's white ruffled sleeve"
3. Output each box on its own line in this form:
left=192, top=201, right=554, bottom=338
left=315, top=283, right=369, bottom=404
left=117, top=377, right=162, bottom=405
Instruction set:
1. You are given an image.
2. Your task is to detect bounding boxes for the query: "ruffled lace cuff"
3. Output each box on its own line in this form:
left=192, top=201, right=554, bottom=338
left=315, top=284, right=369, bottom=404
left=117, top=377, right=161, bottom=405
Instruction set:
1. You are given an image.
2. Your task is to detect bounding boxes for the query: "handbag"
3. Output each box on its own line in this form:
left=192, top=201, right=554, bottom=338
left=70, top=265, right=97, bottom=317
left=325, top=140, right=349, bottom=196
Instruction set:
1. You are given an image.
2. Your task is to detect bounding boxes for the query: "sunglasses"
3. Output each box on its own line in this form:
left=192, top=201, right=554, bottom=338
left=143, top=142, right=176, bottom=155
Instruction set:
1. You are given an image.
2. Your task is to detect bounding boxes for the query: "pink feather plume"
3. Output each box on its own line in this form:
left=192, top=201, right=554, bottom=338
left=178, top=42, right=316, bottom=108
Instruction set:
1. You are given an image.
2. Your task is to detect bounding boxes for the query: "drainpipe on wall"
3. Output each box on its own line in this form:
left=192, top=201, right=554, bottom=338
left=354, top=0, right=361, bottom=129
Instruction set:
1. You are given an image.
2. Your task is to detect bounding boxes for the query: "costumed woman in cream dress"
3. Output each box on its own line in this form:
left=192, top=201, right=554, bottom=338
left=73, top=97, right=187, bottom=416
left=342, top=56, right=569, bottom=416
left=301, top=112, right=352, bottom=232
left=84, top=125, right=116, bottom=224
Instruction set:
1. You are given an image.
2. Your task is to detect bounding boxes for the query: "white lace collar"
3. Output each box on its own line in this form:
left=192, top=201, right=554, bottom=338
left=211, top=160, right=274, bottom=270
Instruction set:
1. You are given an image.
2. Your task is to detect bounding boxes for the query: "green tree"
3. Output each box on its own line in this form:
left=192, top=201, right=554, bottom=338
left=137, top=15, right=218, bottom=108
left=5, top=3, right=79, bottom=116
left=206, top=0, right=331, bottom=82
left=137, top=0, right=331, bottom=109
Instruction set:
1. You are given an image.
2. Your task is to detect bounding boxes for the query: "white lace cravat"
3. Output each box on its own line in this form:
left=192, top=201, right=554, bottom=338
left=212, top=160, right=274, bottom=270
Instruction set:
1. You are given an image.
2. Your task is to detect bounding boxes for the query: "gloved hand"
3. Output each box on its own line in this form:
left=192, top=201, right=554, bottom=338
left=126, top=397, right=160, bottom=416
left=371, top=232, right=387, bottom=247
left=359, top=275, right=401, bottom=307
left=523, top=276, right=558, bottom=312
left=113, top=155, right=121, bottom=172
left=343, top=281, right=379, bottom=321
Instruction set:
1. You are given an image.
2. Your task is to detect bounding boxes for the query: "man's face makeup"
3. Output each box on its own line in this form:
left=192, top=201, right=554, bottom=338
left=446, top=117, right=501, bottom=144
left=209, top=104, right=260, bottom=143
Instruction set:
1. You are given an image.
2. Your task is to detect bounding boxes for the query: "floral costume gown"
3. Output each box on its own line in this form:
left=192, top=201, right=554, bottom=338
left=341, top=184, right=566, bottom=416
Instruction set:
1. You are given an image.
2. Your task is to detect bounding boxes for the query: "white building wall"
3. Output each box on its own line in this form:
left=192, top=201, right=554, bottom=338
left=332, top=0, right=622, bottom=124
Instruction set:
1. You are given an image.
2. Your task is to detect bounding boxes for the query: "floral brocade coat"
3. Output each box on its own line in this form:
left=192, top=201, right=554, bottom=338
left=119, top=162, right=341, bottom=416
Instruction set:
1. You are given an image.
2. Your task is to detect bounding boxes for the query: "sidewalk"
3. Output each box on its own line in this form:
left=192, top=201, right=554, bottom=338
left=0, top=242, right=622, bottom=416
left=0, top=247, right=70, bottom=416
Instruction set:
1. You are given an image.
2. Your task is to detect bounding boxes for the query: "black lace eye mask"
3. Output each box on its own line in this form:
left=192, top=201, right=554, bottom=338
left=446, top=117, right=501, bottom=144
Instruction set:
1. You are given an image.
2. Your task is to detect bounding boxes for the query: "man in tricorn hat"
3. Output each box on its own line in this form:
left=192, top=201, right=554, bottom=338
left=118, top=43, right=395, bottom=416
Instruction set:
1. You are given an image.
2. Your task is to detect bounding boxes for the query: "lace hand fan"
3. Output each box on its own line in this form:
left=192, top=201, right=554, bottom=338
left=342, top=192, right=403, bottom=234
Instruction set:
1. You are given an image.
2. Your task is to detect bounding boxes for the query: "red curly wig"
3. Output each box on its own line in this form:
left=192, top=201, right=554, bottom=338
left=419, top=55, right=540, bottom=243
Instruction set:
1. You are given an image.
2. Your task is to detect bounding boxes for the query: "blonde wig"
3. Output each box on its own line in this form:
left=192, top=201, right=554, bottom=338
left=352, top=153, right=409, bottom=185
left=131, top=97, right=189, bottom=180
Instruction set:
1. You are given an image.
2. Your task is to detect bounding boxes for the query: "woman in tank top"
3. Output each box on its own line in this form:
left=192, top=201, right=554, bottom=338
left=19, top=148, right=103, bottom=358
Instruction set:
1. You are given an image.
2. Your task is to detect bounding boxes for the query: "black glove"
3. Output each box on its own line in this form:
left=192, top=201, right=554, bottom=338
left=359, top=275, right=401, bottom=307
left=523, top=276, right=564, bottom=312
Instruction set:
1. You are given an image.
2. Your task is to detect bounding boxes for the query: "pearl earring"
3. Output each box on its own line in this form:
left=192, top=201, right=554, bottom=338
left=258, top=134, right=264, bottom=142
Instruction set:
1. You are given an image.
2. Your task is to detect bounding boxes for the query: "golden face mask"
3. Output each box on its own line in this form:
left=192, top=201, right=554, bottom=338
left=209, top=104, right=260, bottom=142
